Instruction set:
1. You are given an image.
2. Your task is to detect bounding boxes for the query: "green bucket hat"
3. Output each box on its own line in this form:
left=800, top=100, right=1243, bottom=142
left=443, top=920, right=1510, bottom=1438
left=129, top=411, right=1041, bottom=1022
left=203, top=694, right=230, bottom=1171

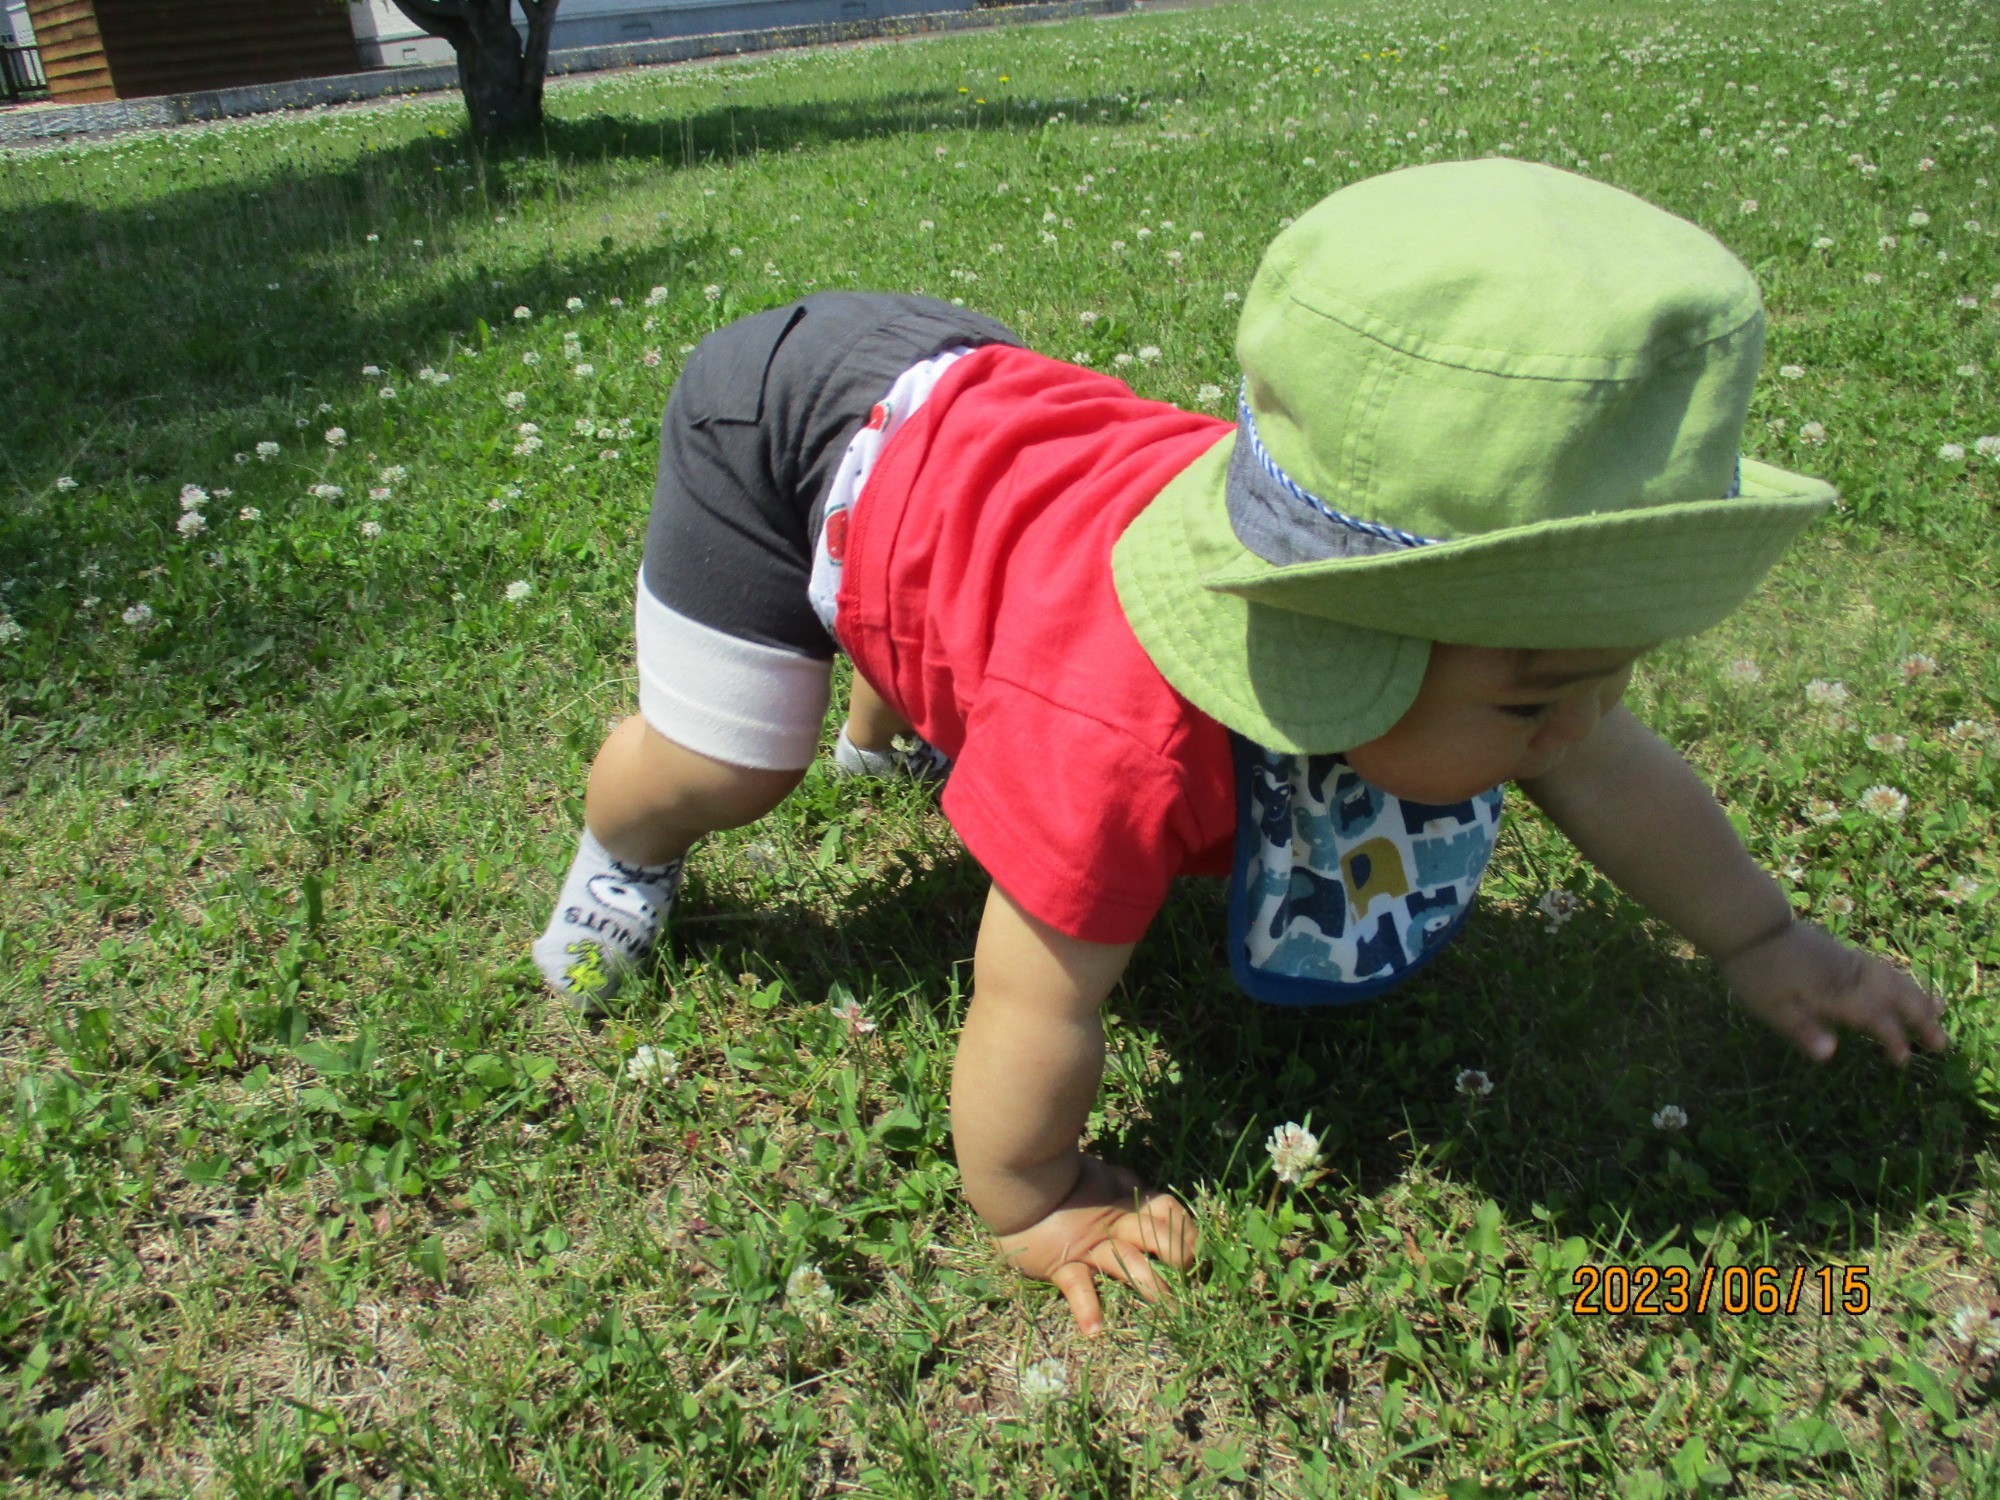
left=1112, top=159, right=1836, bottom=753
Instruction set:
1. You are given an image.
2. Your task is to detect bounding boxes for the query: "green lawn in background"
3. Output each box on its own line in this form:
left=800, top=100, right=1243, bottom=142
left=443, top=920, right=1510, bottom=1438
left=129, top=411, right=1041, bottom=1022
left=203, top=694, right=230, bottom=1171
left=0, top=0, right=1996, bottom=1492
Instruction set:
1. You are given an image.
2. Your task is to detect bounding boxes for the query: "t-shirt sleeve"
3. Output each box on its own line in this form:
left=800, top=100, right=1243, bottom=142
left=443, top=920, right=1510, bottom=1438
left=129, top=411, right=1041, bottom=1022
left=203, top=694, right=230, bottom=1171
left=940, top=674, right=1210, bottom=945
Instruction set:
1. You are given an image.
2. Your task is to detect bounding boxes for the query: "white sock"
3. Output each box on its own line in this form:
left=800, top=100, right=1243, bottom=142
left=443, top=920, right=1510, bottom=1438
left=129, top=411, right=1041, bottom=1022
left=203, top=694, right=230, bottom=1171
left=533, top=827, right=685, bottom=1005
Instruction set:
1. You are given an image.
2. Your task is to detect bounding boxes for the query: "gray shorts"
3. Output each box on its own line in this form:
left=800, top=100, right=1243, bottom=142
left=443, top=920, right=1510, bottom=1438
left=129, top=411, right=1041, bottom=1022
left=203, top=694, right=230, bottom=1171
left=635, top=292, right=1019, bottom=769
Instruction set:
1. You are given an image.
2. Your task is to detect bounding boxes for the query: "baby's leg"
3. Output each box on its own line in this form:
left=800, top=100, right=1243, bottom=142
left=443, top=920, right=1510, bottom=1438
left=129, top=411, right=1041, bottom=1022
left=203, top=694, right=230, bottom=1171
left=534, top=716, right=805, bottom=1008
left=842, top=671, right=915, bottom=755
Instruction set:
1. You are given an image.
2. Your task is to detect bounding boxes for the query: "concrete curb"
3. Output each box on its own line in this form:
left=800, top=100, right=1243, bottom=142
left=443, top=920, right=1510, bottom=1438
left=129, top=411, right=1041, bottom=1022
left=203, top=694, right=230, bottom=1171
left=0, top=0, right=1130, bottom=147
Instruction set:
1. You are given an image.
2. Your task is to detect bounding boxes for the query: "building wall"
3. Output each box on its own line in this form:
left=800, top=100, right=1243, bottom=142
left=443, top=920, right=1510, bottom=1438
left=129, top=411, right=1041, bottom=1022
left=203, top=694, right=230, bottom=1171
left=26, top=0, right=361, bottom=101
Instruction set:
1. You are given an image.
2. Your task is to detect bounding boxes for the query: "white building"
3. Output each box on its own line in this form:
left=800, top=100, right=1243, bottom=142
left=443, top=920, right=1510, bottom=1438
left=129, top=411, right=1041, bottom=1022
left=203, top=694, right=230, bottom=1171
left=348, top=0, right=969, bottom=70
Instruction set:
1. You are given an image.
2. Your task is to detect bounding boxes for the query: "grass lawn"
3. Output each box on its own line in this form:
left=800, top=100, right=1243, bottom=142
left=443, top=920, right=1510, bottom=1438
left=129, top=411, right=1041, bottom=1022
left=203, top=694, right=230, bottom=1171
left=1, top=0, right=1997, bottom=1491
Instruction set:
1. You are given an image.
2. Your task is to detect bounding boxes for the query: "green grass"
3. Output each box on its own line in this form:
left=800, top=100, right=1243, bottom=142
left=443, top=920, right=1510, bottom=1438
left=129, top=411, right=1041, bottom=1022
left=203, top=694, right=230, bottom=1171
left=1, top=0, right=1997, bottom=1492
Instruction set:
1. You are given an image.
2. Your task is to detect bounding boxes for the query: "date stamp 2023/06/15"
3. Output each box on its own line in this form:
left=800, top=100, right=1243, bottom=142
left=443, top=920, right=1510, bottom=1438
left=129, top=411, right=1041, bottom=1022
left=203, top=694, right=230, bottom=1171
left=1571, top=1264, right=1873, bottom=1318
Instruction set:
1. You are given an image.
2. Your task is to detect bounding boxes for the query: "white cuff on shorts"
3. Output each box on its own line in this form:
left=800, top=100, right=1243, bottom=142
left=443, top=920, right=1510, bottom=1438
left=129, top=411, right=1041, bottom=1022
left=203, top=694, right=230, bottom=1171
left=633, top=570, right=832, bottom=771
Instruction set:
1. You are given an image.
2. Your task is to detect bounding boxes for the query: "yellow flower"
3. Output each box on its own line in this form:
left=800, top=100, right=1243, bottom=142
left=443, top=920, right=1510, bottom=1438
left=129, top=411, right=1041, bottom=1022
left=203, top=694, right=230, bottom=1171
left=958, top=86, right=968, bottom=94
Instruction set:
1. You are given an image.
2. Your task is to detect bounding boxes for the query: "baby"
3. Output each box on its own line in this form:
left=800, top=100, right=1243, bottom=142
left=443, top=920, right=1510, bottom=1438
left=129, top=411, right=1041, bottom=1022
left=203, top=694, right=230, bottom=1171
left=534, top=160, right=1947, bottom=1333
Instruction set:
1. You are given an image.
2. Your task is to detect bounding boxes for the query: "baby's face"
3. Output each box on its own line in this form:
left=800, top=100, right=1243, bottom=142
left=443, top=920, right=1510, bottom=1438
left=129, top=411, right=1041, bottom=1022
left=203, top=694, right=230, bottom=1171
left=1344, top=642, right=1644, bottom=803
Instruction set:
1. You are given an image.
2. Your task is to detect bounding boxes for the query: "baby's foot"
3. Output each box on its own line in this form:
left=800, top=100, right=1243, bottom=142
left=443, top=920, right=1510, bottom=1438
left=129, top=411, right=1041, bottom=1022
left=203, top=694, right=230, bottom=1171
left=533, top=828, right=685, bottom=1011
left=831, top=726, right=951, bottom=783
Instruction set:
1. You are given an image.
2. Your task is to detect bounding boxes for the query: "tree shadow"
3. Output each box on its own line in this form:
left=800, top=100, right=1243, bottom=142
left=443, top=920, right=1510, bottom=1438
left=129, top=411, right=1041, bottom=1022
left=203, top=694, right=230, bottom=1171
left=0, top=85, right=1140, bottom=761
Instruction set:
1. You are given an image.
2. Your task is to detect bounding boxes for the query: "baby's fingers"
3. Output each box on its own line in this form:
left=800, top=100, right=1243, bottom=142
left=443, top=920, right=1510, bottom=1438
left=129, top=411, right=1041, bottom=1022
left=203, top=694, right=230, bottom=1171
left=1122, top=1193, right=1198, bottom=1270
left=1048, top=1260, right=1107, bottom=1337
left=1088, top=1235, right=1172, bottom=1304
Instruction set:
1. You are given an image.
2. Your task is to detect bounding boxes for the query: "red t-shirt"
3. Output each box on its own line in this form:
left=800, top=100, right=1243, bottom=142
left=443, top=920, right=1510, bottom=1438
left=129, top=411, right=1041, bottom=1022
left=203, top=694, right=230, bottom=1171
left=835, top=344, right=1237, bottom=943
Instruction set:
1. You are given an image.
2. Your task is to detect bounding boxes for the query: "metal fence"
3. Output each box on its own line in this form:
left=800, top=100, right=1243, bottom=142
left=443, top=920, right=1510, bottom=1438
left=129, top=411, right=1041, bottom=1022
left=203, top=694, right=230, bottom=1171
left=0, top=40, right=45, bottom=102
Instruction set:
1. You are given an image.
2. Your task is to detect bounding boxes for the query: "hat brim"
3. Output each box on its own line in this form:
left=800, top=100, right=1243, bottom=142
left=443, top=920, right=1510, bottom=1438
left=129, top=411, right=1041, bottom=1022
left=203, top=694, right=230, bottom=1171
left=1112, top=434, right=1835, bottom=753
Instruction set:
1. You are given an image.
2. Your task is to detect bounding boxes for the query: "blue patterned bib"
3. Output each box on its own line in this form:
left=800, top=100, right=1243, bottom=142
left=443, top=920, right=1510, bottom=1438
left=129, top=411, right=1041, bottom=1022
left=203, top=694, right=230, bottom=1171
left=1227, top=734, right=1505, bottom=1006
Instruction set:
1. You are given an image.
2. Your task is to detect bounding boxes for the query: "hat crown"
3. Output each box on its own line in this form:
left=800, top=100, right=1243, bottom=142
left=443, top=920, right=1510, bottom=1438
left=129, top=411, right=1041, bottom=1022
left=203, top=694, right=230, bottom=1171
left=1236, top=160, right=1764, bottom=541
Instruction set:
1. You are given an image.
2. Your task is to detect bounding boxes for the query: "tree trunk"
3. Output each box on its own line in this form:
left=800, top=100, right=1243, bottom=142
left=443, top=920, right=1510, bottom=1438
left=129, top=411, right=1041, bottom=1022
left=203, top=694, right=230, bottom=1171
left=388, top=0, right=562, bottom=140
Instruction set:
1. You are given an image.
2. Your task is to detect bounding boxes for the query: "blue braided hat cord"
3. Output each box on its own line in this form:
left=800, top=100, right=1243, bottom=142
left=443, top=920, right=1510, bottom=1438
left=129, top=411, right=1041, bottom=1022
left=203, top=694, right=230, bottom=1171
left=1237, top=381, right=1438, bottom=550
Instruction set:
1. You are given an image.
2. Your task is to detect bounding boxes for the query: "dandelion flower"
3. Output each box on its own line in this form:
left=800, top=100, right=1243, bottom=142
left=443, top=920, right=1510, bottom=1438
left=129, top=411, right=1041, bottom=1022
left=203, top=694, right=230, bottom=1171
left=1857, top=784, right=1908, bottom=821
left=785, top=1262, right=833, bottom=1308
left=1804, top=679, right=1848, bottom=707
left=1265, top=1121, right=1321, bottom=1184
left=1455, top=1067, right=1495, bottom=1098
left=256, top=441, right=280, bottom=461
left=1018, top=1357, right=1067, bottom=1406
left=121, top=602, right=153, bottom=627
left=624, top=1044, right=677, bottom=1085
left=1652, top=1104, right=1689, bottom=1132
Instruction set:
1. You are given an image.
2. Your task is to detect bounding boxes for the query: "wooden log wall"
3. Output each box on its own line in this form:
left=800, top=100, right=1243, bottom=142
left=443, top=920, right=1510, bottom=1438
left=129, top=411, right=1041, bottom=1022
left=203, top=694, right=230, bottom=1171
left=25, top=0, right=363, bottom=103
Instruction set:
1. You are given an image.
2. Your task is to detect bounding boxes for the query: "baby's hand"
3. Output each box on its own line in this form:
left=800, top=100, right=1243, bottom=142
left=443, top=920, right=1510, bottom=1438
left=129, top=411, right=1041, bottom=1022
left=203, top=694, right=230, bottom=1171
left=993, top=1155, right=1196, bottom=1336
left=1721, top=920, right=1947, bottom=1065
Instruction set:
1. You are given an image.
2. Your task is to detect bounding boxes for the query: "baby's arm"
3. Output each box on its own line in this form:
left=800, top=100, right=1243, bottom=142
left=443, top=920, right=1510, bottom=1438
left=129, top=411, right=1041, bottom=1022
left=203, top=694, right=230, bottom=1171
left=1520, top=707, right=1946, bottom=1063
left=952, top=884, right=1195, bottom=1332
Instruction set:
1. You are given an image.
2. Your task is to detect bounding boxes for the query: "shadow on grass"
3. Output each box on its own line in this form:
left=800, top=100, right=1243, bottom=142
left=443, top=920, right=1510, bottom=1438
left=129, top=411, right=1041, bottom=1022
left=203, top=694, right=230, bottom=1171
left=663, top=823, right=1988, bottom=1256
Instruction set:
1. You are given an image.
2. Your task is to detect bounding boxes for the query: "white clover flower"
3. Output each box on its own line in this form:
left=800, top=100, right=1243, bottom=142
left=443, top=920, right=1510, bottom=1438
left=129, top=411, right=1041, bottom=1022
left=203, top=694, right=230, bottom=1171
left=1867, top=732, right=1907, bottom=754
left=179, top=484, right=208, bottom=510
left=1950, top=1303, right=2000, bottom=1358
left=369, top=487, right=391, bottom=501
left=566, top=296, right=584, bottom=311
left=1975, top=436, right=2000, bottom=459
left=359, top=520, right=383, bottom=539
left=380, top=465, right=407, bottom=484
left=521, top=351, right=540, bottom=367
left=1804, top=679, right=1848, bottom=707
left=1858, top=784, right=1908, bottom=821
left=239, top=507, right=261, bottom=521
left=573, top=363, right=595, bottom=378
left=1455, top=1067, right=1495, bottom=1098
left=1940, top=443, right=1967, bottom=461
left=1265, top=1121, right=1321, bottom=1183
left=1863, top=272, right=1884, bottom=285
left=1898, top=653, right=1939, bottom=682
left=1138, top=345, right=1162, bottom=363
left=1813, top=235, right=1835, bottom=249
left=1196, top=384, right=1225, bottom=405
left=1799, top=421, right=1827, bottom=445
left=831, top=995, right=877, bottom=1037
left=1938, top=873, right=1984, bottom=904
left=324, top=427, right=347, bottom=448
left=1908, top=209, right=1931, bottom=228
left=122, top=602, right=153, bottom=627
left=598, top=449, right=619, bottom=462
left=642, top=349, right=662, bottom=368
left=1537, top=888, right=1581, bottom=926
left=1880, top=235, right=1900, bottom=251
left=378, top=386, right=397, bottom=401
left=1825, top=892, right=1856, bottom=917
left=487, top=498, right=507, bottom=512
left=308, top=483, right=343, bottom=500
left=362, top=364, right=381, bottom=377
left=785, top=1262, right=834, bottom=1308
left=624, top=1044, right=677, bottom=1085
left=514, top=305, right=531, bottom=320
left=513, top=436, right=543, bottom=456
left=256, top=441, right=280, bottom=461
left=1805, top=798, right=1841, bottom=826
left=646, top=285, right=669, bottom=307
left=1721, top=657, right=1762, bottom=685
left=704, top=285, right=721, bottom=302
left=213, top=487, right=231, bottom=500
left=0, top=615, right=21, bottom=644
left=1739, top=199, right=1759, bottom=215
left=56, top=475, right=79, bottom=490
left=1652, top=1104, right=1689, bottom=1132
left=1949, top=719, right=1994, bottom=744
left=177, top=511, right=207, bottom=537
left=1018, top=1358, right=1068, bottom=1406
left=1778, top=363, right=1805, bottom=379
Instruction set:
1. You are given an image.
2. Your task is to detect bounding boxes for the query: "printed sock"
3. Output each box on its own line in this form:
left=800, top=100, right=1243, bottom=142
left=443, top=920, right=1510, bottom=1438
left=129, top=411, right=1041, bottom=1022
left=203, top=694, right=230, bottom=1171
left=532, top=827, right=685, bottom=1007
